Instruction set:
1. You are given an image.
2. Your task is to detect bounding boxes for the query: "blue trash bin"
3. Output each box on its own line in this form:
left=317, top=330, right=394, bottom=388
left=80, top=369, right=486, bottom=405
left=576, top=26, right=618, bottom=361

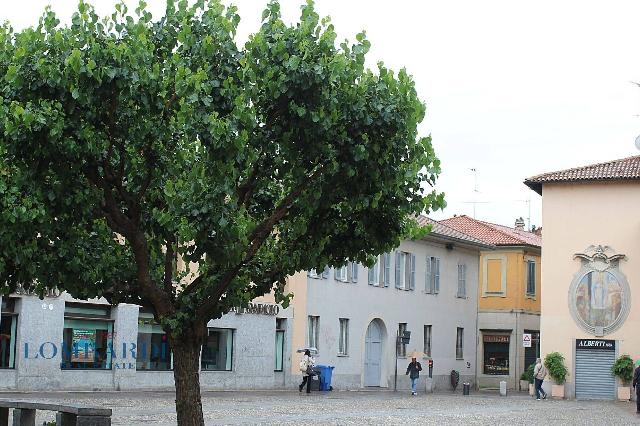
left=315, top=365, right=335, bottom=391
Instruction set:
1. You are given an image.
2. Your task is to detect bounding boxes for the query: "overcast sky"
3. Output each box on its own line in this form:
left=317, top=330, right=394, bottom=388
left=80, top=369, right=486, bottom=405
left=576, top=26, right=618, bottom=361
left=4, top=1, right=640, bottom=229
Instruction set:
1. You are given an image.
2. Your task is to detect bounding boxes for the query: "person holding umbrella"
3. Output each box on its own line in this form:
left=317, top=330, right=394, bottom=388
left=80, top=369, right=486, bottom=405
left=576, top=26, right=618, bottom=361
left=405, top=351, right=423, bottom=396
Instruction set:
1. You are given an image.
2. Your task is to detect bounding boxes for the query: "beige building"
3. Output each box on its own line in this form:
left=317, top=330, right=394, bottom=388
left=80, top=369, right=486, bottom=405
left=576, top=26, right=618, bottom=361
left=525, top=155, right=640, bottom=399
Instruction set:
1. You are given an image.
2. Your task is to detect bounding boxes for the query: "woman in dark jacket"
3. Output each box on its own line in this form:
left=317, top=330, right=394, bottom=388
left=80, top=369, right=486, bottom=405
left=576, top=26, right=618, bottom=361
left=633, top=362, right=640, bottom=413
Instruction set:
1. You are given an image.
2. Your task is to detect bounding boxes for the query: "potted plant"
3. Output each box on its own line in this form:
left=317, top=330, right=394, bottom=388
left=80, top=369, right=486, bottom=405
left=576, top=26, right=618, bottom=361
left=544, top=352, right=568, bottom=398
left=611, top=354, right=634, bottom=401
left=520, top=363, right=535, bottom=395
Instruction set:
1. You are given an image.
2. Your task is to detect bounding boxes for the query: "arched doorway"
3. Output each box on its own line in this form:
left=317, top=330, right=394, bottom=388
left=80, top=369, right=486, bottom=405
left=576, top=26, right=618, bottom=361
left=364, top=320, right=383, bottom=386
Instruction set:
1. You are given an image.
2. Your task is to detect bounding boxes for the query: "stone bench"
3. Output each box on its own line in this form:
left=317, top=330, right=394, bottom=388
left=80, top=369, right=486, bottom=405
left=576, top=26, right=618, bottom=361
left=0, top=400, right=111, bottom=426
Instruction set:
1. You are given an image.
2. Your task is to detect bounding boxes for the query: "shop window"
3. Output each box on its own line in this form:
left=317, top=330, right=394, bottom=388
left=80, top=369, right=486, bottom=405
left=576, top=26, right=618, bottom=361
left=483, top=334, right=510, bottom=375
left=137, top=310, right=172, bottom=371
left=201, top=328, right=233, bottom=371
left=0, top=298, right=17, bottom=369
left=275, top=319, right=285, bottom=372
left=307, top=316, right=319, bottom=350
left=61, top=303, right=113, bottom=370
left=456, top=327, right=464, bottom=359
left=338, top=318, right=349, bottom=356
left=423, top=325, right=432, bottom=358
left=397, top=323, right=407, bottom=357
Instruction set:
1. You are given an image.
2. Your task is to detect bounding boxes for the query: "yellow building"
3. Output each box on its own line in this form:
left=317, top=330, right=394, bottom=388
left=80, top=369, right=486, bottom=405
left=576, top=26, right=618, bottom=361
left=526, top=155, right=640, bottom=399
left=440, top=215, right=542, bottom=389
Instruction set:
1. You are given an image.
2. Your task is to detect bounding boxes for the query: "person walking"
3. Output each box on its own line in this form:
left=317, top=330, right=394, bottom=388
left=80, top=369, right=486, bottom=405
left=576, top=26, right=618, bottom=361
left=632, top=360, right=640, bottom=413
left=298, top=349, right=315, bottom=394
left=533, top=358, right=547, bottom=400
left=405, top=355, right=422, bottom=396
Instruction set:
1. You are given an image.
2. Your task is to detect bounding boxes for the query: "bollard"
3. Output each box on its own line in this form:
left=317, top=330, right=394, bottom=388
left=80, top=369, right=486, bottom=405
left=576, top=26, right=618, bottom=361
left=463, top=382, right=470, bottom=395
left=499, top=381, right=507, bottom=397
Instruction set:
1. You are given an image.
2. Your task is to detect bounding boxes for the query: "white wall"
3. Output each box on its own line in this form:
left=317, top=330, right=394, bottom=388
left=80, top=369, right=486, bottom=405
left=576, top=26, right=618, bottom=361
left=303, top=237, right=480, bottom=391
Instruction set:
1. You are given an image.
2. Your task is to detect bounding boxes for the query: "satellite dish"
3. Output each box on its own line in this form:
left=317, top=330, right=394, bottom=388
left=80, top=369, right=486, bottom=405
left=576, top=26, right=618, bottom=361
left=635, top=134, right=640, bottom=151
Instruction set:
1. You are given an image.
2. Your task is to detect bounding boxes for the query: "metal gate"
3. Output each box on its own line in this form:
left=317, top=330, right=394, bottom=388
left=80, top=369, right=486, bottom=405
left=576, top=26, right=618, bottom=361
left=575, top=339, right=616, bottom=400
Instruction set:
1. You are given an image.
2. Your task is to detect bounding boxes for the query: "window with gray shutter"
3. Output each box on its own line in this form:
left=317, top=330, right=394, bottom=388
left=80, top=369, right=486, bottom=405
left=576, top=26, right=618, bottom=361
left=351, top=263, right=358, bottom=282
left=383, top=253, right=391, bottom=287
left=457, top=264, right=466, bottom=298
left=425, top=256, right=432, bottom=293
left=409, top=254, right=416, bottom=290
left=395, top=252, right=402, bottom=289
left=526, top=261, right=536, bottom=295
left=434, top=258, right=440, bottom=293
left=456, top=327, right=464, bottom=359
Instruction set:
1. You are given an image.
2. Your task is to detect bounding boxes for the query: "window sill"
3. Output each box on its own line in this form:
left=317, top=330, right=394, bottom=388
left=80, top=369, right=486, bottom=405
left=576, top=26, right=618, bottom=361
left=525, top=294, right=536, bottom=300
left=456, top=295, right=467, bottom=299
left=337, top=354, right=349, bottom=357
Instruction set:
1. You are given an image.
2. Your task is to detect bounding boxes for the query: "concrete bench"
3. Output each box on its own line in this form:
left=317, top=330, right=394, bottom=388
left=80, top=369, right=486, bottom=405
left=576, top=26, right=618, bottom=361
left=0, top=400, right=111, bottom=426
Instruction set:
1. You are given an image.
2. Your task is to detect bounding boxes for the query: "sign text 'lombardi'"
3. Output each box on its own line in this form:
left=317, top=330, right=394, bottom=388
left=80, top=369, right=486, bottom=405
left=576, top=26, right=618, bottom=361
left=230, top=303, right=280, bottom=316
left=575, top=339, right=615, bottom=350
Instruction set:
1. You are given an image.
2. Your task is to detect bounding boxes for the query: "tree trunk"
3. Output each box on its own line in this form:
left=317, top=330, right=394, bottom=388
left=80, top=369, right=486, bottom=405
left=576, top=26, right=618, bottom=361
left=172, top=336, right=205, bottom=426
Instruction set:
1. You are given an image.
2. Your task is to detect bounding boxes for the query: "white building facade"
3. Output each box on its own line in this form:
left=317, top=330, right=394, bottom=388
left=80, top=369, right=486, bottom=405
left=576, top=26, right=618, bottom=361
left=286, top=217, right=493, bottom=391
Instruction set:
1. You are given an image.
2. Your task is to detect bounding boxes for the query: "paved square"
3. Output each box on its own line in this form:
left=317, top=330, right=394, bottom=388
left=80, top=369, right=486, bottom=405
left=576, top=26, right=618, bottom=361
left=1, top=390, right=638, bottom=425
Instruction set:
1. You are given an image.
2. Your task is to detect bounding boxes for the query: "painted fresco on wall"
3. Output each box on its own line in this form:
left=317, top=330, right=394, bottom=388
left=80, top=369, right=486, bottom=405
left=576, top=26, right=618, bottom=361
left=570, top=245, right=630, bottom=336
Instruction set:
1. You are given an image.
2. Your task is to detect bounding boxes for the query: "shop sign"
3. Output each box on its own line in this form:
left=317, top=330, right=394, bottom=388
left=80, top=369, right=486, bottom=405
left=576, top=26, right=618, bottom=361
left=483, top=335, right=510, bottom=343
left=575, top=339, right=615, bottom=350
left=230, top=302, right=280, bottom=316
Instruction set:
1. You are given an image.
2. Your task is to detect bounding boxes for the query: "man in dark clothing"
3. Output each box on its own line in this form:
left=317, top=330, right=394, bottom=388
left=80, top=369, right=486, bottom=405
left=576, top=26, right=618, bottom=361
left=405, top=356, right=422, bottom=396
left=633, top=363, right=640, bottom=413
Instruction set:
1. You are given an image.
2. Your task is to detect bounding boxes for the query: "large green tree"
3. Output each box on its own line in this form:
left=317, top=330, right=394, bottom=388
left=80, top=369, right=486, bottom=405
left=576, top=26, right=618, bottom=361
left=0, top=0, right=443, bottom=424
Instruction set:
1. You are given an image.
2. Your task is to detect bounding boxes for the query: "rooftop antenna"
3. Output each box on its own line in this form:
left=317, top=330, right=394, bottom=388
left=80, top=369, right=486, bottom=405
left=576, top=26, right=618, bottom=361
left=470, top=168, right=479, bottom=219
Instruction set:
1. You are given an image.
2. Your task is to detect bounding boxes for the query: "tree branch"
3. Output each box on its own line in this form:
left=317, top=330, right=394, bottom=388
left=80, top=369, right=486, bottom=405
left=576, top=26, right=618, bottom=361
left=164, top=236, right=176, bottom=296
left=193, top=164, right=324, bottom=322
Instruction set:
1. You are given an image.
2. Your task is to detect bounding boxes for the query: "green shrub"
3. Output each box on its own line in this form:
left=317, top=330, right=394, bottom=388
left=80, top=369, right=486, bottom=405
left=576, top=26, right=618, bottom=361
left=521, top=363, right=535, bottom=384
left=611, top=354, right=634, bottom=385
left=544, top=352, right=568, bottom=385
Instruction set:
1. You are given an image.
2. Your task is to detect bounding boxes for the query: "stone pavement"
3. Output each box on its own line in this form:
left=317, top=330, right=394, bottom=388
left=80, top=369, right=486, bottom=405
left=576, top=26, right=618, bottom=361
left=1, top=390, right=638, bottom=425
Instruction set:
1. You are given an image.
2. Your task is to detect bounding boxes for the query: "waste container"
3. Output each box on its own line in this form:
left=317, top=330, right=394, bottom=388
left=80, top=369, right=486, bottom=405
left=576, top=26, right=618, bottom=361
left=462, top=382, right=470, bottom=395
left=310, top=369, right=322, bottom=391
left=315, top=365, right=335, bottom=391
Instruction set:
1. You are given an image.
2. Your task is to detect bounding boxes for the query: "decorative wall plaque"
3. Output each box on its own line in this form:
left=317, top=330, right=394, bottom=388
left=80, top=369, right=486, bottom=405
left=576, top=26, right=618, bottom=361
left=569, top=245, right=630, bottom=337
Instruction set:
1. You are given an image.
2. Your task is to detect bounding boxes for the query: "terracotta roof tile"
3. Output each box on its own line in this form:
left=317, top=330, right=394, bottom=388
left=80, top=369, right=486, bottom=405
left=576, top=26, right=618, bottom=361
left=438, top=215, right=542, bottom=248
left=416, top=215, right=494, bottom=249
left=524, top=155, right=640, bottom=194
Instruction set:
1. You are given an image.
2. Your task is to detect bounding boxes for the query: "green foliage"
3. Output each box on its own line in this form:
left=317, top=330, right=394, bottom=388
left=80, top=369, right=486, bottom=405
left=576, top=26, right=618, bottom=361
left=611, top=354, right=634, bottom=384
left=521, top=363, right=535, bottom=384
left=0, top=0, right=443, bottom=334
left=544, top=352, right=568, bottom=385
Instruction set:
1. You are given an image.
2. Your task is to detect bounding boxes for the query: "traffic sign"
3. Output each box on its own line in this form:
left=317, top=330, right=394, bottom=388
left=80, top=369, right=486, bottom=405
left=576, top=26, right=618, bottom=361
left=523, top=333, right=532, bottom=348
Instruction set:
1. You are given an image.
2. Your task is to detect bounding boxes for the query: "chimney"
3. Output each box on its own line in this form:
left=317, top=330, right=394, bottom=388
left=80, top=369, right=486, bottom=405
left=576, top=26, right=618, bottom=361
left=514, top=217, right=525, bottom=231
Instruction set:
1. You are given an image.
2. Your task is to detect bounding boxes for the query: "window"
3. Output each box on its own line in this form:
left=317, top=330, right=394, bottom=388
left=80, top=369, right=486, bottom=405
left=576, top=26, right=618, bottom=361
left=483, top=334, right=510, bottom=375
left=456, top=327, right=464, bottom=359
left=526, top=260, right=536, bottom=295
left=395, top=252, right=415, bottom=290
left=457, top=264, right=467, bottom=298
left=308, top=266, right=330, bottom=279
left=0, top=298, right=17, bottom=369
left=201, top=328, right=233, bottom=371
left=61, top=304, right=113, bottom=370
left=368, top=253, right=391, bottom=287
left=338, top=318, right=349, bottom=355
left=397, top=323, right=407, bottom=357
left=425, top=256, right=441, bottom=294
left=275, top=319, right=286, bottom=372
left=335, top=262, right=358, bottom=283
left=423, top=325, right=432, bottom=358
left=137, top=311, right=172, bottom=371
left=307, top=316, right=319, bottom=350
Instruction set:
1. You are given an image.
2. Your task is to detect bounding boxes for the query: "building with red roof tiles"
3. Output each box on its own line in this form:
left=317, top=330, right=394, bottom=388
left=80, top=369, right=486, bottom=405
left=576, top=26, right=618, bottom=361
left=440, top=215, right=541, bottom=391
left=525, top=155, right=640, bottom=400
